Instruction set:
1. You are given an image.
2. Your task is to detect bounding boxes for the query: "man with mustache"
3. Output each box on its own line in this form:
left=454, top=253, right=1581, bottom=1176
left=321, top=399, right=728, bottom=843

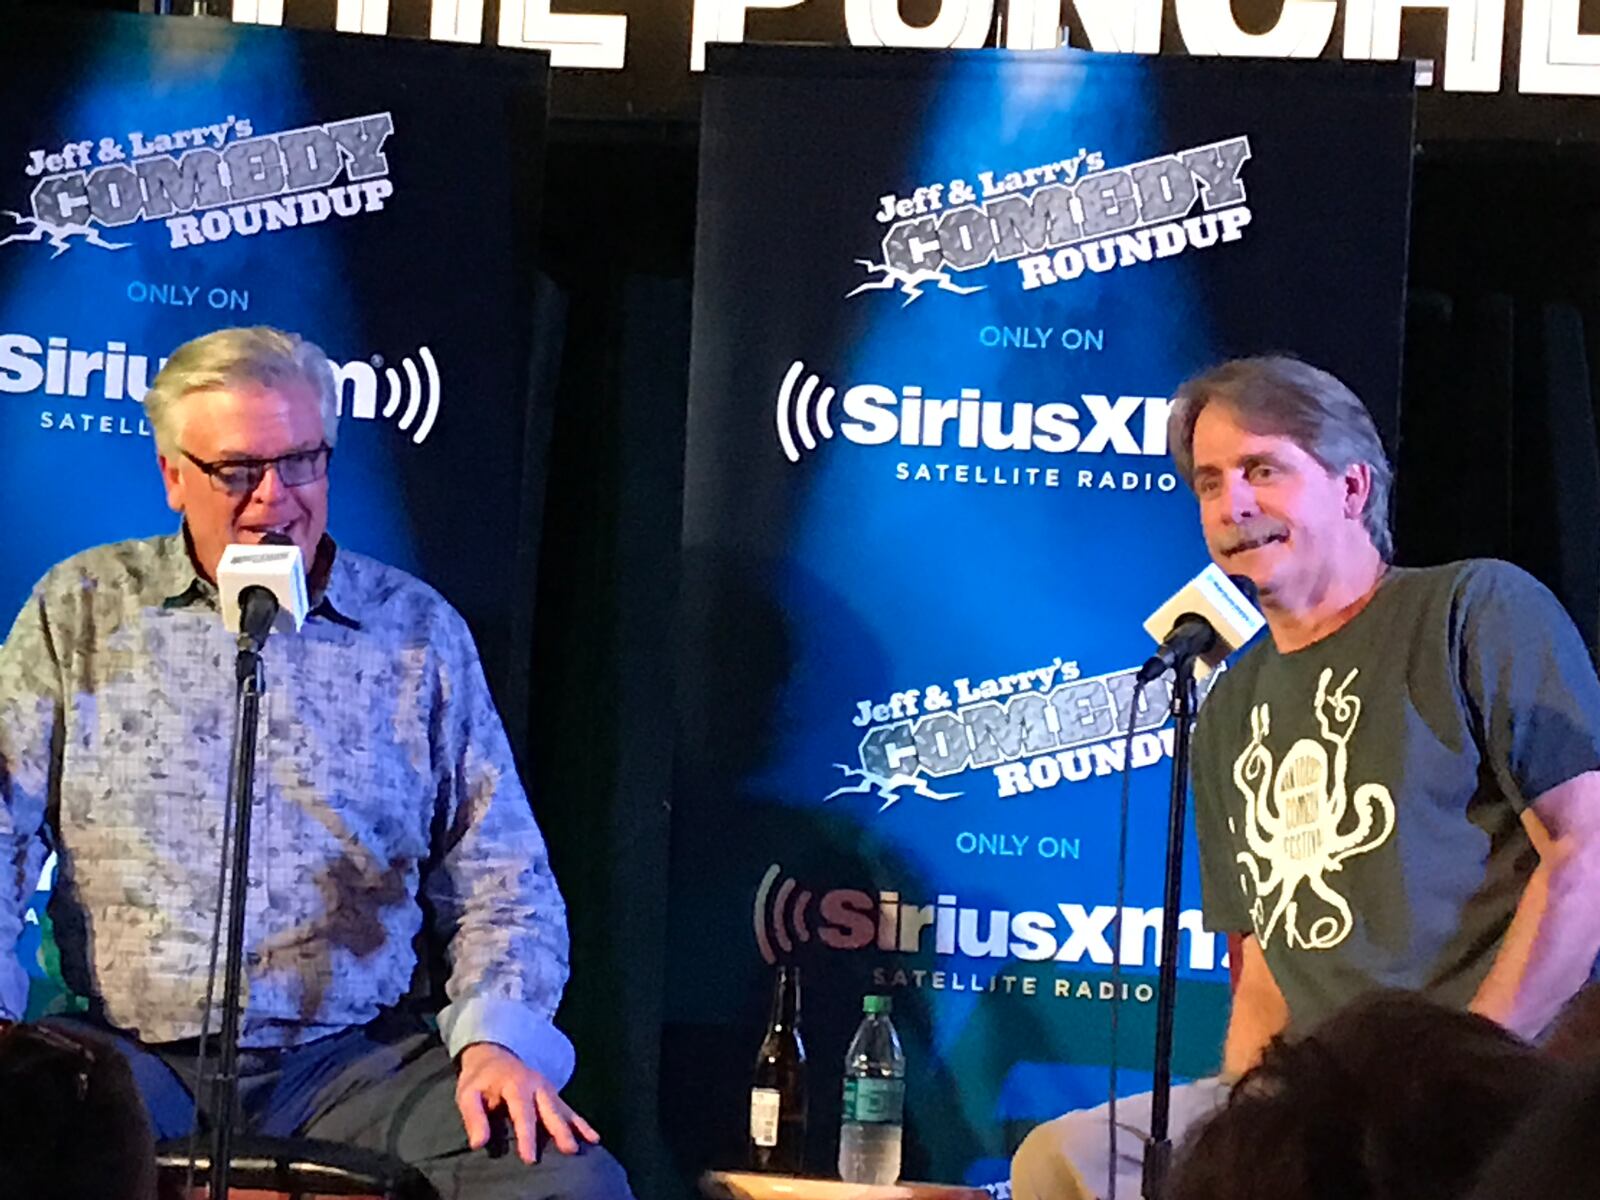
left=1012, top=355, right=1600, bottom=1200
left=0, top=327, right=633, bottom=1200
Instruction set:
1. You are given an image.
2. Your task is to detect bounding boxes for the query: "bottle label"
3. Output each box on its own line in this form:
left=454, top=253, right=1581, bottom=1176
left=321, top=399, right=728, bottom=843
left=750, top=1087, right=782, bottom=1147
left=842, top=1077, right=904, bottom=1124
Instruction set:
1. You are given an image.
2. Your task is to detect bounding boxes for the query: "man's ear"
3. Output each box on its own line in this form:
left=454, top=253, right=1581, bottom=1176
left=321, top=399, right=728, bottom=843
left=157, top=448, right=184, bottom=514
left=1342, top=461, right=1373, bottom=521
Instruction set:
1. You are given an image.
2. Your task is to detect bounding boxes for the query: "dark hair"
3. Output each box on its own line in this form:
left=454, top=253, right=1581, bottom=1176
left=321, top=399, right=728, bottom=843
left=1463, top=1057, right=1600, bottom=1200
left=1166, top=991, right=1561, bottom=1200
left=1168, top=356, right=1395, bottom=561
left=0, top=1023, right=157, bottom=1200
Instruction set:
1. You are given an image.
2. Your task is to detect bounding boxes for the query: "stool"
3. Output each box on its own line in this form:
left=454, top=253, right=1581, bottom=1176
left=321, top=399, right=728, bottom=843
left=155, top=1135, right=435, bottom=1200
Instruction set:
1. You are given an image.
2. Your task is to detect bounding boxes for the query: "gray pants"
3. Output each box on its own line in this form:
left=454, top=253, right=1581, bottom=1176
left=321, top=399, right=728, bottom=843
left=1009, top=1079, right=1229, bottom=1200
left=51, top=1013, right=634, bottom=1200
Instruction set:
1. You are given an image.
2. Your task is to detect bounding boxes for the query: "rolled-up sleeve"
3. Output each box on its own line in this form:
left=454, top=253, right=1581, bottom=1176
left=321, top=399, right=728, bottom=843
left=0, top=582, right=62, bottom=1023
left=422, top=607, right=574, bottom=1087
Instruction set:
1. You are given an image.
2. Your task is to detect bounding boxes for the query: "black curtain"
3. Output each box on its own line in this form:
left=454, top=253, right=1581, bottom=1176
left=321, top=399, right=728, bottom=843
left=1399, top=145, right=1600, bottom=658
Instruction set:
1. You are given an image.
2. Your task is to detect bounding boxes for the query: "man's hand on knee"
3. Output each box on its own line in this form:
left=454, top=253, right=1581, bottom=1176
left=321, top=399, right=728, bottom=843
left=455, top=1042, right=601, bottom=1165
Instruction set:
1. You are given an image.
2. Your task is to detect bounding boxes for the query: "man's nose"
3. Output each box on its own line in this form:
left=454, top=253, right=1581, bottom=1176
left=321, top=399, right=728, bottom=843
left=1224, top=476, right=1258, bottom=523
left=247, top=462, right=291, bottom=505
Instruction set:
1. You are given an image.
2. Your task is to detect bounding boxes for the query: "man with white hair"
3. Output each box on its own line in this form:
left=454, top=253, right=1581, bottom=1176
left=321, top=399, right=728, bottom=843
left=0, top=326, right=632, bottom=1200
left=1013, top=355, right=1600, bottom=1200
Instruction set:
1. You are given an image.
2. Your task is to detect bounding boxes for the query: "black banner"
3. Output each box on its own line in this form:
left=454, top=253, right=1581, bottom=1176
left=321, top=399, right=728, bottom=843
left=667, top=45, right=1413, bottom=1186
left=0, top=9, right=553, bottom=1013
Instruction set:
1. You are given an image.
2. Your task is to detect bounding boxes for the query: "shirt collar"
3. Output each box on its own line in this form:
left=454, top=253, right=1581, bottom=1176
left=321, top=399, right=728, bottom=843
left=160, top=526, right=363, bottom=630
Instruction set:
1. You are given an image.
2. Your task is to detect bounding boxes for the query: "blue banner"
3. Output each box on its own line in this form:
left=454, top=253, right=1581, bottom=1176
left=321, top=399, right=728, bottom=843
left=0, top=11, right=551, bottom=1015
left=667, top=47, right=1413, bottom=1186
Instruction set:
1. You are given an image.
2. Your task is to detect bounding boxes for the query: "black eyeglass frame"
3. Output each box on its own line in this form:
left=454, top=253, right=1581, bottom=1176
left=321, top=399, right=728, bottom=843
left=180, top=444, right=334, bottom=495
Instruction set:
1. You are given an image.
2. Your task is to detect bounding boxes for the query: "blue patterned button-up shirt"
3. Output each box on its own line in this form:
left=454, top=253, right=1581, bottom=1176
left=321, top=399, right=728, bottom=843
left=0, top=532, right=574, bottom=1085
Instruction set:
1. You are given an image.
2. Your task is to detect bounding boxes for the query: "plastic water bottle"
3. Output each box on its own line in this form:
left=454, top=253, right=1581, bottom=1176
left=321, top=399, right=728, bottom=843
left=837, top=994, right=905, bottom=1184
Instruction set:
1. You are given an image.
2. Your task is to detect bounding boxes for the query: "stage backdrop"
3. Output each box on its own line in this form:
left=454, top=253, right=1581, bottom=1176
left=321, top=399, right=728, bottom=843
left=0, top=11, right=552, bottom=1016
left=665, top=46, right=1413, bottom=1188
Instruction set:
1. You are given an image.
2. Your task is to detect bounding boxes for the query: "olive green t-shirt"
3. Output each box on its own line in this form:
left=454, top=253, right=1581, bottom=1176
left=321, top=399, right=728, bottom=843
left=1195, top=560, right=1600, bottom=1031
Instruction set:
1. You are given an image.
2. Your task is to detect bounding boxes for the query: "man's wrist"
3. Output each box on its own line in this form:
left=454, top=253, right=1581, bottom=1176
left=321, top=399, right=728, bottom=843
left=458, top=1040, right=518, bottom=1061
left=438, top=996, right=575, bottom=1087
left=1467, top=992, right=1513, bottom=1030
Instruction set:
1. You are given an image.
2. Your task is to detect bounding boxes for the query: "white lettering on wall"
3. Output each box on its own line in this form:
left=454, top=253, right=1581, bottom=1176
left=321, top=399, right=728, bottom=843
left=843, top=0, right=993, bottom=50
left=230, top=0, right=285, bottom=22
left=499, top=0, right=628, bottom=69
left=1519, top=0, right=1600, bottom=95
left=1175, top=0, right=1336, bottom=57
left=1343, top=0, right=1505, bottom=92
left=693, top=0, right=806, bottom=71
left=1072, top=0, right=1164, bottom=54
left=335, top=0, right=389, bottom=34
left=224, top=0, right=1600, bottom=97
left=430, top=0, right=486, bottom=42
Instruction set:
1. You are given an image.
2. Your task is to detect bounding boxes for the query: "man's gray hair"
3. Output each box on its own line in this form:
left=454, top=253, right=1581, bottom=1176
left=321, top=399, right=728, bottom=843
left=142, top=326, right=339, bottom=456
left=1167, top=355, right=1395, bottom=561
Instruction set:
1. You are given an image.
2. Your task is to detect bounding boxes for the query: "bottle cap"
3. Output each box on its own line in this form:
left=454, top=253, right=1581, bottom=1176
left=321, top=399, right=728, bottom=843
left=863, top=994, right=891, bottom=1014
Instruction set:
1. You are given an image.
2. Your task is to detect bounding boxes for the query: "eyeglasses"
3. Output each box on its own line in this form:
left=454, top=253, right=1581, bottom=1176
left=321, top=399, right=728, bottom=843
left=181, top=445, right=332, bottom=496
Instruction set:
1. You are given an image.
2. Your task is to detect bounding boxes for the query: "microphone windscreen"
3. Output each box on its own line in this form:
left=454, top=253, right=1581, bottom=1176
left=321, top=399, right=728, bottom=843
left=1141, top=565, right=1266, bottom=679
left=217, top=542, right=309, bottom=635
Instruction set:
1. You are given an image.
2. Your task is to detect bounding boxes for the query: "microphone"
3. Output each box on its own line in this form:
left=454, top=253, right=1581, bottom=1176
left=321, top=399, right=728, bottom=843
left=1138, top=565, right=1264, bottom=683
left=217, top=536, right=309, bottom=644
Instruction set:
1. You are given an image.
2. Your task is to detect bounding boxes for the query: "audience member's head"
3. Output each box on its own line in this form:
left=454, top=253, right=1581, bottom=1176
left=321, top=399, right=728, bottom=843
left=1166, top=990, right=1561, bottom=1200
left=1462, top=1056, right=1600, bottom=1200
left=0, top=1022, right=157, bottom=1200
left=1457, top=985, right=1600, bottom=1199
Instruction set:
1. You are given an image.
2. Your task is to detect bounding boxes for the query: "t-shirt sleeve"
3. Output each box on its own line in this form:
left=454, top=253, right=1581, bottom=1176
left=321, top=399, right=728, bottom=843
left=1193, top=679, right=1255, bottom=934
left=1456, top=560, right=1600, bottom=808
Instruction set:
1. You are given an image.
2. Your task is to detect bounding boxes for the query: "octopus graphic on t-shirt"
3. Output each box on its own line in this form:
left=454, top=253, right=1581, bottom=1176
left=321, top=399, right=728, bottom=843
left=1230, top=667, right=1397, bottom=950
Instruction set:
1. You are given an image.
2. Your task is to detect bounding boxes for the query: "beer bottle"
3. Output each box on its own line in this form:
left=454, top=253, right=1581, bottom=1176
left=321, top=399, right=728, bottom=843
left=750, top=965, right=806, bottom=1173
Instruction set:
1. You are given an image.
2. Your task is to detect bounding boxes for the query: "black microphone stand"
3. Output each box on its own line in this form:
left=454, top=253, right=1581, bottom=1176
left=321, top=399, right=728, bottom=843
left=209, top=617, right=269, bottom=1199
left=1141, top=654, right=1199, bottom=1200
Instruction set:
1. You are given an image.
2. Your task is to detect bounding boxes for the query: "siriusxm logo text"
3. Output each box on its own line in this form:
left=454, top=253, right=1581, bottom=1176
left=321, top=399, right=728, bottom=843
left=754, top=865, right=1221, bottom=971
left=0, top=334, right=158, bottom=402
left=777, top=361, right=1171, bottom=464
left=2, top=333, right=441, bottom=445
